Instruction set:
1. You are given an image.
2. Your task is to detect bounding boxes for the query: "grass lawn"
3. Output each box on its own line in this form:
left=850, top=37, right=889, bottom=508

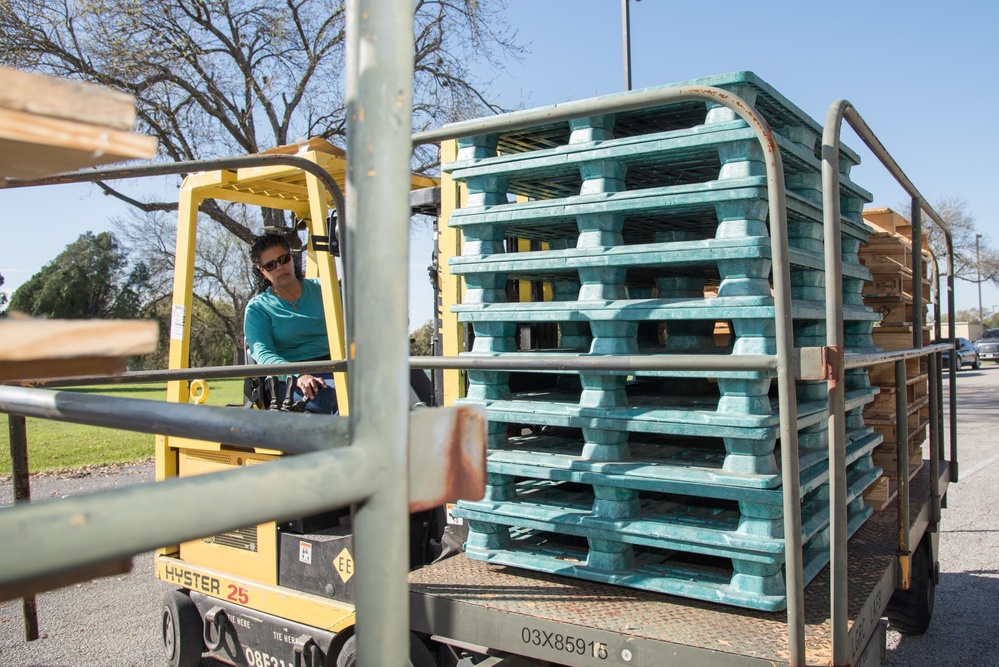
left=1, top=379, right=246, bottom=476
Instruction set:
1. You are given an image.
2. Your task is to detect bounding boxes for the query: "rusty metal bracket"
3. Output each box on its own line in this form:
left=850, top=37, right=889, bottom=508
left=895, top=551, right=912, bottom=591
left=797, top=346, right=840, bottom=380
left=408, top=404, right=487, bottom=512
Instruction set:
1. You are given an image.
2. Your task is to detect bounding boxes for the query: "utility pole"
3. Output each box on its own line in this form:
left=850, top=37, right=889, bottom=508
left=976, top=233, right=983, bottom=325
left=622, top=0, right=632, bottom=91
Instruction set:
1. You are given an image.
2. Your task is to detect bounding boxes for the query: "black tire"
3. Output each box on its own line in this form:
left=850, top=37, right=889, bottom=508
left=973, top=357, right=982, bottom=370
left=886, top=538, right=935, bottom=635
left=162, top=590, right=204, bottom=667
left=334, top=632, right=435, bottom=667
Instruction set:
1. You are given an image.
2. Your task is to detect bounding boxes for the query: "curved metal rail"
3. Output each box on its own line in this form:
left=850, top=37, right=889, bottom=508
left=823, top=100, right=957, bottom=666
left=1, top=84, right=803, bottom=665
left=4, top=12, right=960, bottom=663
left=418, top=84, right=809, bottom=660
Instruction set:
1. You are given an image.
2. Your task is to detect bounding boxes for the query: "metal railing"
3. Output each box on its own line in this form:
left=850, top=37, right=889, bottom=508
left=1, top=5, right=448, bottom=667
left=415, top=85, right=811, bottom=661
left=0, top=3, right=961, bottom=663
left=823, top=100, right=957, bottom=666
left=3, top=82, right=802, bottom=666
left=413, top=86, right=962, bottom=665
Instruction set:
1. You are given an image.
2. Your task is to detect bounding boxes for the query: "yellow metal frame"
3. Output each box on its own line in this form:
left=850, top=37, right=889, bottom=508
left=155, top=138, right=438, bottom=628
left=437, top=163, right=554, bottom=406
left=437, top=140, right=467, bottom=407
left=155, top=556, right=356, bottom=633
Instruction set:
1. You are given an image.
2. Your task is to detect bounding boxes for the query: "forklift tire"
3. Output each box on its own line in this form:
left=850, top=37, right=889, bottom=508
left=162, top=589, right=205, bottom=667
left=886, top=537, right=935, bottom=635
left=334, top=632, right=435, bottom=667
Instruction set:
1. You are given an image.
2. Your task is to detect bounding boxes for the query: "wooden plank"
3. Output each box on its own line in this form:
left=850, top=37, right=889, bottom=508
left=862, top=274, right=903, bottom=297
left=0, top=67, right=137, bottom=131
left=0, top=558, right=132, bottom=604
left=0, top=319, right=158, bottom=382
left=860, top=253, right=911, bottom=274
left=0, top=106, right=157, bottom=179
left=862, top=456, right=924, bottom=510
left=862, top=207, right=931, bottom=250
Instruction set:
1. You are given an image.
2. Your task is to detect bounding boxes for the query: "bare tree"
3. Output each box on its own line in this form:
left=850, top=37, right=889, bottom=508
left=112, top=206, right=256, bottom=364
left=918, top=196, right=999, bottom=286
left=2, top=0, right=522, bottom=364
left=1, top=0, right=522, bottom=240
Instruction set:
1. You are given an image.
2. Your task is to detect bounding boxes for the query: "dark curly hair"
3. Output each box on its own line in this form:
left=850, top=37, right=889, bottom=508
left=250, top=233, right=304, bottom=294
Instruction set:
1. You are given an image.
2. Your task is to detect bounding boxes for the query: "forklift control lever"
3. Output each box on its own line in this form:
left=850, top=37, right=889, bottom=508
left=267, top=376, right=281, bottom=411
left=282, top=375, right=299, bottom=411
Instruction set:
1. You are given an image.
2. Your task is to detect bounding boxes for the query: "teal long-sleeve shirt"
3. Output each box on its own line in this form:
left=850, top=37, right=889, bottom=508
left=244, top=278, right=330, bottom=365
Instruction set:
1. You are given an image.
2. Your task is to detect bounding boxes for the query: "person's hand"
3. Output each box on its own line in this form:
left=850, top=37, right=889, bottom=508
left=296, top=374, right=327, bottom=400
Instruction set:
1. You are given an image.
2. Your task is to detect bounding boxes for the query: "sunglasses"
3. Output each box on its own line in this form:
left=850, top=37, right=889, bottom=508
left=258, top=253, right=292, bottom=272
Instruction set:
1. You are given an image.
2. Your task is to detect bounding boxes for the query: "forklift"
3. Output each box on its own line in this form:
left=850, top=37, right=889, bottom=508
left=154, top=138, right=443, bottom=667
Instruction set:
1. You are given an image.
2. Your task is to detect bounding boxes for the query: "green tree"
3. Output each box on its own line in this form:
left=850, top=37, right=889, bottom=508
left=8, top=231, right=150, bottom=319
left=410, top=319, right=435, bottom=356
left=0, top=272, right=8, bottom=313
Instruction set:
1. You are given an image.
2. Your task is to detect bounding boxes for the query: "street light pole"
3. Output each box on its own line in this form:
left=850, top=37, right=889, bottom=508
left=976, top=233, right=983, bottom=325
left=622, top=0, right=632, bottom=91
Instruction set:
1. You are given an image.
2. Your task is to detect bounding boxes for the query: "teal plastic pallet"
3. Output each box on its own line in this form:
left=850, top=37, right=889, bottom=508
left=453, top=297, right=880, bottom=325
left=455, top=473, right=873, bottom=612
left=456, top=461, right=876, bottom=564
left=447, top=181, right=873, bottom=257
left=465, top=386, right=877, bottom=490
left=446, top=121, right=872, bottom=208
left=450, top=235, right=873, bottom=295
left=463, top=386, right=876, bottom=438
left=450, top=70, right=863, bottom=174
left=483, top=428, right=882, bottom=496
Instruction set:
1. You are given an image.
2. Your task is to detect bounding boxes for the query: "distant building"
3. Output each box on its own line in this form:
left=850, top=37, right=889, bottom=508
left=936, top=321, right=985, bottom=341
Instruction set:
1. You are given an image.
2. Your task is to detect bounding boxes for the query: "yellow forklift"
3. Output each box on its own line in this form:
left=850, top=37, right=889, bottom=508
left=154, top=138, right=441, bottom=667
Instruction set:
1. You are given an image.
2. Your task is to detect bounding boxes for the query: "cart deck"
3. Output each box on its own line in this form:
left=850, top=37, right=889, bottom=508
left=410, top=462, right=948, bottom=666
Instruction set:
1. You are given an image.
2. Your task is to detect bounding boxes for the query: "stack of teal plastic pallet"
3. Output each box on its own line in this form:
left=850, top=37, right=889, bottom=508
left=447, top=72, right=882, bottom=611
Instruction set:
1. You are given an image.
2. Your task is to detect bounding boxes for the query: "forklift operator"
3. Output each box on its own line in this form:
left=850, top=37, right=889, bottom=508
left=244, top=233, right=338, bottom=414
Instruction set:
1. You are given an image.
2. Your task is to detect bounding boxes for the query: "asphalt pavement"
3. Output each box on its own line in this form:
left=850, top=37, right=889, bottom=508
left=0, top=463, right=228, bottom=667
left=883, top=362, right=999, bottom=665
left=2, top=365, right=998, bottom=666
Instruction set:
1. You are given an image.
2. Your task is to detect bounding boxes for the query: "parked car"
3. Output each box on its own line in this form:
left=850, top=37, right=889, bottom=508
left=934, top=337, right=981, bottom=370
left=974, top=328, right=999, bottom=364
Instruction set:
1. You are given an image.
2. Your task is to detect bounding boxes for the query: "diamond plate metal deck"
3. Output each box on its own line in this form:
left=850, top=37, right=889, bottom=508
left=409, top=464, right=947, bottom=665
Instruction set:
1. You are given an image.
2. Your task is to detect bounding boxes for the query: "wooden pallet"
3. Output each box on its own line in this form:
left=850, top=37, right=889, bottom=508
left=859, top=208, right=934, bottom=514
left=862, top=453, right=924, bottom=511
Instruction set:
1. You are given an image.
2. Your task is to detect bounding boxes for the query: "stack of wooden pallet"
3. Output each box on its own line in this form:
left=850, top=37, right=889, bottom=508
left=443, top=72, right=885, bottom=612
left=859, top=207, right=931, bottom=510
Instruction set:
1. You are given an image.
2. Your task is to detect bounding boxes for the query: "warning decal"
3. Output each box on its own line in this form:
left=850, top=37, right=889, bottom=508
left=334, top=547, right=354, bottom=583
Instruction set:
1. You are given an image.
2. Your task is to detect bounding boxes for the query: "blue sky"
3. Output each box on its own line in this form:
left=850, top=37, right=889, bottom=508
left=3, top=0, right=997, bottom=328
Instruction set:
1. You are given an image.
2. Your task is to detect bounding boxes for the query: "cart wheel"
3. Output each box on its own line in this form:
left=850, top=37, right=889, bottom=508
left=886, top=537, right=935, bottom=635
left=163, top=589, right=204, bottom=667
left=334, top=632, right=435, bottom=667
